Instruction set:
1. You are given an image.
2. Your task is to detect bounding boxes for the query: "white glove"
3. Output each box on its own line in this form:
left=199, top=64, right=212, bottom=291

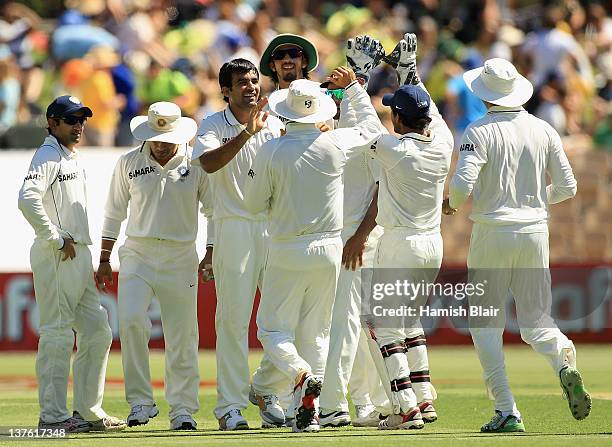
left=346, top=35, right=385, bottom=87
left=386, top=33, right=420, bottom=86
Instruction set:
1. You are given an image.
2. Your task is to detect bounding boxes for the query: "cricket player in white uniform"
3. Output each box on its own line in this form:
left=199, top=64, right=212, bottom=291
left=345, top=35, right=453, bottom=430
left=445, top=58, right=591, bottom=432
left=243, top=68, right=384, bottom=433
left=318, top=36, right=390, bottom=428
left=96, top=102, right=212, bottom=430
left=193, top=59, right=285, bottom=430
left=18, top=96, right=126, bottom=433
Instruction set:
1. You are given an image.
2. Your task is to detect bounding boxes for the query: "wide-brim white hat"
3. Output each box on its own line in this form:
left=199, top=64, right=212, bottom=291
left=268, top=79, right=336, bottom=124
left=130, top=102, right=197, bottom=144
left=463, top=58, right=533, bottom=108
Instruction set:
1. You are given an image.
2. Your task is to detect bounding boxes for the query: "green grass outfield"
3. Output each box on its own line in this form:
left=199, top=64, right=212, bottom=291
left=0, top=345, right=611, bottom=446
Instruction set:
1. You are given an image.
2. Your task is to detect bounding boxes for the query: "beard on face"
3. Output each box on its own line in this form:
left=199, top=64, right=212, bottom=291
left=282, top=71, right=298, bottom=82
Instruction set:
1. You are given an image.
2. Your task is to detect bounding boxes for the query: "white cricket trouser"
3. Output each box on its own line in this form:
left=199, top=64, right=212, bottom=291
left=467, top=223, right=575, bottom=414
left=118, top=237, right=199, bottom=420
left=213, top=217, right=267, bottom=419
left=256, top=234, right=342, bottom=387
left=320, top=225, right=387, bottom=413
left=31, top=240, right=112, bottom=423
left=372, top=229, right=442, bottom=412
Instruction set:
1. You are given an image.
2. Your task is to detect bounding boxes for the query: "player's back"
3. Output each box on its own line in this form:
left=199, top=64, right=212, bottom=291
left=464, top=108, right=560, bottom=225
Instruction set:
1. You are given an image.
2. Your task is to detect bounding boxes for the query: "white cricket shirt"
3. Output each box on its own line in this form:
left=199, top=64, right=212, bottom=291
left=243, top=81, right=383, bottom=240
left=341, top=85, right=454, bottom=233
left=449, top=106, right=577, bottom=228
left=102, top=143, right=212, bottom=243
left=18, top=135, right=92, bottom=248
left=193, top=106, right=284, bottom=221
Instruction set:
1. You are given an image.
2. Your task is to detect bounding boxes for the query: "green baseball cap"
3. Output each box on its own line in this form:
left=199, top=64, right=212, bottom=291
left=259, top=33, right=319, bottom=78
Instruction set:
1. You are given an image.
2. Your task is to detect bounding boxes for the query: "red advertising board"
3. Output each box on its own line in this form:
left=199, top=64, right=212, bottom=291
left=0, top=267, right=610, bottom=351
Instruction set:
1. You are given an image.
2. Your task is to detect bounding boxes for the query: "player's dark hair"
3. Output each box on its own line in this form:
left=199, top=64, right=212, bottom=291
left=393, top=110, right=432, bottom=133
left=219, top=58, right=259, bottom=103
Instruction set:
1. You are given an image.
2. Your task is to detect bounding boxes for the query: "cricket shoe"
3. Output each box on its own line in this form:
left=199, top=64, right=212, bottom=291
left=292, top=416, right=320, bottom=433
left=418, top=401, right=438, bottom=423
left=38, top=416, right=91, bottom=433
left=170, top=414, right=197, bottom=430
left=249, top=386, right=285, bottom=428
left=73, top=411, right=127, bottom=431
left=480, top=410, right=525, bottom=433
left=127, top=404, right=159, bottom=427
left=218, top=409, right=249, bottom=431
left=293, top=373, right=323, bottom=431
left=319, top=410, right=351, bottom=427
left=353, top=408, right=385, bottom=427
left=355, top=404, right=376, bottom=420
left=559, top=366, right=592, bottom=420
left=378, top=407, right=424, bottom=430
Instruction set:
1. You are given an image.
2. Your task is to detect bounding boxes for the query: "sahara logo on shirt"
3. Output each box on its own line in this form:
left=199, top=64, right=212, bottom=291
left=58, top=172, right=79, bottom=182
left=128, top=166, right=157, bottom=179
left=24, top=173, right=41, bottom=181
left=459, top=143, right=475, bottom=152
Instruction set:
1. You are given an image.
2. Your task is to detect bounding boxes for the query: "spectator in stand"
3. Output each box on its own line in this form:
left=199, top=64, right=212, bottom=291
left=534, top=70, right=568, bottom=136
left=0, top=48, right=20, bottom=142
left=112, top=59, right=140, bottom=147
left=80, top=46, right=124, bottom=146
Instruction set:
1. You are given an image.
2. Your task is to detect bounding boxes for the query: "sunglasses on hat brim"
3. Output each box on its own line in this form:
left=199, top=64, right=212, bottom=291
left=271, top=48, right=304, bottom=60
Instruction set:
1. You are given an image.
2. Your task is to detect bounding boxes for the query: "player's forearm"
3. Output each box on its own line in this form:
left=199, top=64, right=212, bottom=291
left=99, top=238, right=116, bottom=261
left=547, top=183, right=577, bottom=205
left=199, top=130, right=252, bottom=173
left=354, top=186, right=379, bottom=239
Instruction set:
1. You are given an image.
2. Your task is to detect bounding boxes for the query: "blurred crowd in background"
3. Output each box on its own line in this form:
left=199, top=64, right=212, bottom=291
left=0, top=0, right=609, bottom=150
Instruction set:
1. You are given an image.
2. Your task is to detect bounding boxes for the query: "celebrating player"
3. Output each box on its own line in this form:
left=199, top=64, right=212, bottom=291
left=193, top=59, right=285, bottom=430
left=243, top=67, right=384, bottom=432
left=96, top=102, right=212, bottom=430
left=18, top=96, right=126, bottom=433
left=445, top=57, right=591, bottom=432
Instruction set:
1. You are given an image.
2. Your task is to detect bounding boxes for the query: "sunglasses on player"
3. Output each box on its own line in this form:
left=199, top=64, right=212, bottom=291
left=59, top=115, right=88, bottom=125
left=271, top=48, right=304, bottom=60
left=325, top=88, right=345, bottom=101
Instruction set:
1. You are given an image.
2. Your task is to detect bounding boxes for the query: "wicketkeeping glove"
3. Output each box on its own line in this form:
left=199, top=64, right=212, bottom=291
left=346, top=35, right=386, bottom=87
left=386, top=33, right=420, bottom=86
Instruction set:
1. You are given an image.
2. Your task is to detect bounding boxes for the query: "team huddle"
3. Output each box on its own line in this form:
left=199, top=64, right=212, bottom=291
left=18, top=32, right=591, bottom=435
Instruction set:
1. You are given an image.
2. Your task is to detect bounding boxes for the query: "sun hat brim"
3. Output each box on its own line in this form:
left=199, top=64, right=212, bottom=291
left=130, top=116, right=197, bottom=144
left=267, top=88, right=336, bottom=124
left=259, top=34, right=319, bottom=78
left=463, top=66, right=534, bottom=108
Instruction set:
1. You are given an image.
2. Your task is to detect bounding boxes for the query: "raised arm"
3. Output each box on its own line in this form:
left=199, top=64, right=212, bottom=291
left=195, top=98, right=269, bottom=173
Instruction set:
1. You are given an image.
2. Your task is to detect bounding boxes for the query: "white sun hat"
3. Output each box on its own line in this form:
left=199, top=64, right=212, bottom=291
left=268, top=79, right=337, bottom=123
left=130, top=102, right=197, bottom=144
left=463, top=58, right=534, bottom=108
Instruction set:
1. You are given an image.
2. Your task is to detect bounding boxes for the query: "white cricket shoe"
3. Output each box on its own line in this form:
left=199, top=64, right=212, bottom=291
left=378, top=407, right=424, bottom=430
left=355, top=404, right=376, bottom=420
left=293, top=373, right=322, bottom=431
left=319, top=410, right=351, bottom=427
left=218, top=409, right=249, bottom=431
left=170, top=414, right=197, bottom=430
left=292, top=417, right=320, bottom=433
left=127, top=404, right=159, bottom=427
left=73, top=411, right=127, bottom=431
left=353, top=408, right=385, bottom=427
left=249, top=386, right=285, bottom=428
left=418, top=401, right=438, bottom=423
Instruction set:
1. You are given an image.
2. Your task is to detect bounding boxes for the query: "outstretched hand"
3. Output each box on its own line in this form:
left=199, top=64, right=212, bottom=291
left=387, top=33, right=420, bottom=86
left=346, top=35, right=386, bottom=86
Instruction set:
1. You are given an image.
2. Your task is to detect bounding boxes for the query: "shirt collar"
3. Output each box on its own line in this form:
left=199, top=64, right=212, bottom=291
left=488, top=105, right=525, bottom=113
left=45, top=135, right=77, bottom=158
left=399, top=131, right=432, bottom=143
left=224, top=106, right=242, bottom=127
left=284, top=122, right=319, bottom=133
